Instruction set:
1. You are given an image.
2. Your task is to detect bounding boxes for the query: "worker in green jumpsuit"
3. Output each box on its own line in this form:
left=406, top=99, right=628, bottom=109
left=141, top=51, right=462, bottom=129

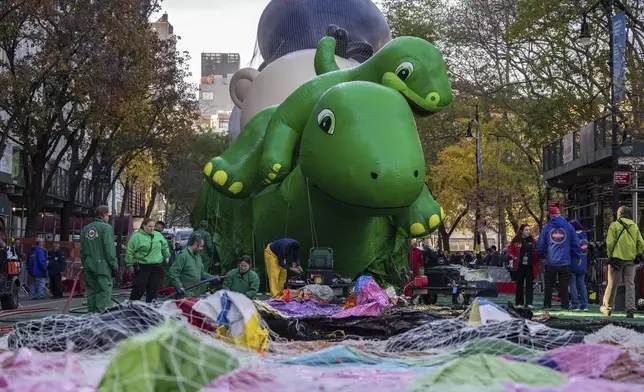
left=192, top=220, right=214, bottom=273
left=222, top=255, right=260, bottom=299
left=167, top=234, right=219, bottom=297
left=80, top=205, right=118, bottom=313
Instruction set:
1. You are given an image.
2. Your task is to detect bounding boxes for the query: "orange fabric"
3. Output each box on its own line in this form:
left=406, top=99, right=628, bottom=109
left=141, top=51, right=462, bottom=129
left=342, top=292, right=357, bottom=310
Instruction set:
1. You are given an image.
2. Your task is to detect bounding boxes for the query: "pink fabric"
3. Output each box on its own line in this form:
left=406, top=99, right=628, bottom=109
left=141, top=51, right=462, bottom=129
left=506, top=377, right=644, bottom=392
left=201, top=365, right=417, bottom=392
left=0, top=348, right=104, bottom=392
left=545, top=344, right=623, bottom=378
left=331, top=278, right=391, bottom=318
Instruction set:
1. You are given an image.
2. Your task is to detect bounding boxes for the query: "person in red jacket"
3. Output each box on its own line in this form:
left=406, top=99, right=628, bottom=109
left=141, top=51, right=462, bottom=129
left=508, top=224, right=539, bottom=309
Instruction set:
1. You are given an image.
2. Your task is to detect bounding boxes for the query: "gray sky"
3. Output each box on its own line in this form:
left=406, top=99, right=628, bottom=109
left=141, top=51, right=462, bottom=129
left=154, top=0, right=272, bottom=83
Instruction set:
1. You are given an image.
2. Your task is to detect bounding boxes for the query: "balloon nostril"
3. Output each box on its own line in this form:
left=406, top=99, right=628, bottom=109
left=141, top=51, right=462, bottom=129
left=370, top=172, right=378, bottom=179
left=414, top=170, right=419, bottom=177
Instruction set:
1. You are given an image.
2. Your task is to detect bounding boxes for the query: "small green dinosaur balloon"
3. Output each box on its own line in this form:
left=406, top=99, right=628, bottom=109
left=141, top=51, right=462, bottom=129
left=203, top=35, right=452, bottom=194
left=194, top=81, right=444, bottom=280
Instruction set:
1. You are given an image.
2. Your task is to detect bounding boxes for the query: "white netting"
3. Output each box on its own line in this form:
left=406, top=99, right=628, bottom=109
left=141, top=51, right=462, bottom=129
left=1, top=288, right=644, bottom=392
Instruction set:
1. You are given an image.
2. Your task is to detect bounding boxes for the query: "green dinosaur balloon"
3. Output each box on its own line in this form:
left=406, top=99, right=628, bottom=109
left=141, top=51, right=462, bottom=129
left=203, top=36, right=452, bottom=196
left=194, top=81, right=444, bottom=281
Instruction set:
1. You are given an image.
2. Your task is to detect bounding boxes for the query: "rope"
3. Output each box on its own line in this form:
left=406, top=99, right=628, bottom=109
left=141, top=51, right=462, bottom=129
left=284, top=201, right=290, bottom=237
left=305, top=177, right=319, bottom=248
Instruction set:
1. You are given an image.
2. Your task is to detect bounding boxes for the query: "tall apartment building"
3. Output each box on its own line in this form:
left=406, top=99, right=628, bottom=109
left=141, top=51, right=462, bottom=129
left=201, top=53, right=240, bottom=77
left=199, top=53, right=240, bottom=121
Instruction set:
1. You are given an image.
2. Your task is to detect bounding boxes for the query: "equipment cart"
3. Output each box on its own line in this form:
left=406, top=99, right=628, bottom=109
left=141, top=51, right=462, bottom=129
left=286, top=247, right=354, bottom=300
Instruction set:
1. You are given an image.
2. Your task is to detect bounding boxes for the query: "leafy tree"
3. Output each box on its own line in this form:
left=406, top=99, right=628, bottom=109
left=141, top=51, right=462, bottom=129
left=0, top=0, right=195, bottom=236
left=381, top=0, right=443, bottom=43
left=160, top=131, right=230, bottom=226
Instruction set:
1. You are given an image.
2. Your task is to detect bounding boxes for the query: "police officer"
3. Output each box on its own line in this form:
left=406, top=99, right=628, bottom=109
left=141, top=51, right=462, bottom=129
left=80, top=205, right=118, bottom=313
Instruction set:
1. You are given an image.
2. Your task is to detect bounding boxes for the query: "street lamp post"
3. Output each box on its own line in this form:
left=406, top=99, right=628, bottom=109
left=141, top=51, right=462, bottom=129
left=578, top=0, right=639, bottom=219
left=466, top=105, right=482, bottom=252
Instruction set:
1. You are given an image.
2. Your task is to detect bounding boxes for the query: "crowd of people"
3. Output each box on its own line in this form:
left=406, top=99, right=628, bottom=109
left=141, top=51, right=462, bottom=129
left=75, top=205, right=303, bottom=312
left=7, top=203, right=644, bottom=317
left=417, top=206, right=643, bottom=318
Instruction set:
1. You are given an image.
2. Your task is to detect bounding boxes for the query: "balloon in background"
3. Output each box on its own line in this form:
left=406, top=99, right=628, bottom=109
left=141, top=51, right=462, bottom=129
left=230, top=49, right=359, bottom=133
left=228, top=106, right=242, bottom=142
left=256, top=0, right=391, bottom=70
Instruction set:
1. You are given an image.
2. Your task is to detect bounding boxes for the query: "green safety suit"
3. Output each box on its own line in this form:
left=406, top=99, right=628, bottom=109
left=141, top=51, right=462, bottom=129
left=192, top=228, right=213, bottom=272
left=166, top=248, right=213, bottom=297
left=125, top=230, right=170, bottom=266
left=80, top=218, right=118, bottom=313
left=222, top=268, right=260, bottom=299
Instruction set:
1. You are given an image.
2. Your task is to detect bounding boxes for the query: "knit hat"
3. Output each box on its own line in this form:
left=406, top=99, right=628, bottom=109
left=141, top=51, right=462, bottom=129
left=548, top=206, right=560, bottom=216
left=570, top=220, right=583, bottom=231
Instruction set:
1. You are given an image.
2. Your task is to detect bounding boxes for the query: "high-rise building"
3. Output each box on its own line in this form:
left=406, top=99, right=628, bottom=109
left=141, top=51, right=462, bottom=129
left=201, top=53, right=240, bottom=77
left=199, top=53, right=240, bottom=118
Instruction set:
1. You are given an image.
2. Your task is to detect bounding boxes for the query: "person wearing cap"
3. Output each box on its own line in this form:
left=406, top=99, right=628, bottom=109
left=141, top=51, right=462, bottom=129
left=192, top=220, right=214, bottom=273
left=602, top=206, right=644, bottom=318
left=536, top=207, right=581, bottom=314
left=569, top=220, right=589, bottom=312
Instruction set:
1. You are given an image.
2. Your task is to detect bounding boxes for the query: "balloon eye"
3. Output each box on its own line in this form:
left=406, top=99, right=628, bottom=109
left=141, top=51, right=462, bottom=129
left=317, top=108, right=335, bottom=135
left=395, top=61, right=414, bottom=81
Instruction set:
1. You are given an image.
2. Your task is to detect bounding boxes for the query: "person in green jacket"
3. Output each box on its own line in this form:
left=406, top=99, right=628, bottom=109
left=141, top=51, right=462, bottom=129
left=602, top=206, right=644, bottom=318
left=192, top=220, right=214, bottom=273
left=126, top=218, right=170, bottom=303
left=167, top=234, right=219, bottom=298
left=80, top=205, right=118, bottom=313
left=222, top=255, right=260, bottom=299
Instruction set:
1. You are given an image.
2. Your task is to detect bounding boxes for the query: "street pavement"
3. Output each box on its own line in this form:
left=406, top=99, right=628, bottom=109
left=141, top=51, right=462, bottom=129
left=0, top=288, right=131, bottom=327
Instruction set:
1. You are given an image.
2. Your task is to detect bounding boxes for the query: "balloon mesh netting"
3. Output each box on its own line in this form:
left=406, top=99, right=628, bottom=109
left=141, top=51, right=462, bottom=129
left=1, top=301, right=644, bottom=391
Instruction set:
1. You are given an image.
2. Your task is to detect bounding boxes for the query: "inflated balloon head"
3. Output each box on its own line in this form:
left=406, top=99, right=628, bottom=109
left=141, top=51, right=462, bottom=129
left=371, top=37, right=453, bottom=116
left=299, top=81, right=425, bottom=214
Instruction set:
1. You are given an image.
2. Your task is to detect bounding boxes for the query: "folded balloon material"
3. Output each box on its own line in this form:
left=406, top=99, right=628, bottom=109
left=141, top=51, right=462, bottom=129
left=7, top=302, right=166, bottom=352
left=385, top=318, right=585, bottom=352
left=260, top=309, right=445, bottom=341
left=407, top=354, right=568, bottom=392
left=331, top=276, right=391, bottom=318
left=97, top=319, right=240, bottom=392
left=0, top=348, right=105, bottom=392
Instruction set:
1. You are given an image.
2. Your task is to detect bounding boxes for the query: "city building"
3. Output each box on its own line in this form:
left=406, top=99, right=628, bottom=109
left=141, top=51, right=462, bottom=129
left=201, top=53, right=240, bottom=78
left=199, top=53, right=240, bottom=116
left=151, top=13, right=174, bottom=41
left=193, top=111, right=231, bottom=134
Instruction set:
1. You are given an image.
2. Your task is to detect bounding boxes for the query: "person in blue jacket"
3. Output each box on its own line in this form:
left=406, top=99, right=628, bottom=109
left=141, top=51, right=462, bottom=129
left=568, top=220, right=589, bottom=311
left=47, top=242, right=67, bottom=298
left=536, top=207, right=581, bottom=313
left=27, top=238, right=48, bottom=300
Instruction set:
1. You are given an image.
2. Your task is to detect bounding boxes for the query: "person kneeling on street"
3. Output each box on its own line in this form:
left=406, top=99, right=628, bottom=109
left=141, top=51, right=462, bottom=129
left=223, top=255, right=260, bottom=299
left=167, top=234, right=219, bottom=298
